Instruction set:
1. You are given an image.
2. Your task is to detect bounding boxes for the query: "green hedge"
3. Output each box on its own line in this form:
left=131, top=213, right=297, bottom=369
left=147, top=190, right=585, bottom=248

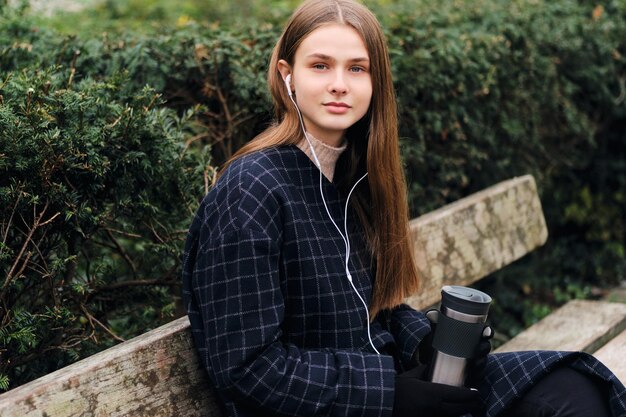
left=1, top=0, right=625, bottom=390
left=379, top=0, right=626, bottom=336
left=0, top=30, right=213, bottom=388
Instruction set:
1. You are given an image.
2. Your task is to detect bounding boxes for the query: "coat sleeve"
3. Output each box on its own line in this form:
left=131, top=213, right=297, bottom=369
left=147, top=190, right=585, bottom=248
left=187, top=159, right=397, bottom=417
left=191, top=226, right=396, bottom=417
left=387, top=305, right=432, bottom=367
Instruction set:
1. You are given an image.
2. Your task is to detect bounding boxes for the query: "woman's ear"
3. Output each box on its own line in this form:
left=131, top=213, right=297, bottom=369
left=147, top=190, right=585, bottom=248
left=277, top=59, right=292, bottom=85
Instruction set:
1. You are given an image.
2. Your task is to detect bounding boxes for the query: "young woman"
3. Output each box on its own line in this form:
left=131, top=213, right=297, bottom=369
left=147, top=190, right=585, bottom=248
left=182, top=1, right=626, bottom=416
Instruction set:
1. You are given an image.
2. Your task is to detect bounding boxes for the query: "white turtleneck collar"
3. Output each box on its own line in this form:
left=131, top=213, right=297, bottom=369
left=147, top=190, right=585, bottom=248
left=296, top=133, right=347, bottom=182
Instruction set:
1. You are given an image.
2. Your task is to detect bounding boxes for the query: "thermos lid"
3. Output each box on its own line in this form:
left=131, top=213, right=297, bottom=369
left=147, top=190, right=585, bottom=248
left=441, top=285, right=492, bottom=316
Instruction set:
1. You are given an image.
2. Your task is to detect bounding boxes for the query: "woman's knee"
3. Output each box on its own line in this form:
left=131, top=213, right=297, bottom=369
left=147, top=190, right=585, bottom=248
left=500, top=366, right=612, bottom=417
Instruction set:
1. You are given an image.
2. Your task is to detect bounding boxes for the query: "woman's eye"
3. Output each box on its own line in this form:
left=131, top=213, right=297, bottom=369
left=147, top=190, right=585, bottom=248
left=313, top=64, right=328, bottom=70
left=350, top=66, right=366, bottom=73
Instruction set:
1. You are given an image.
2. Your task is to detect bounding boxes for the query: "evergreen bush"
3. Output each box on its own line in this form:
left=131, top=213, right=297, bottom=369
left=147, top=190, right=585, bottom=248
left=376, top=0, right=626, bottom=337
left=0, top=64, right=209, bottom=389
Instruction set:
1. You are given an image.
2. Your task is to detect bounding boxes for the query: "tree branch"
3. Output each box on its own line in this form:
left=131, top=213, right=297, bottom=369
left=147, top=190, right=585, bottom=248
left=2, top=202, right=59, bottom=298
left=105, top=229, right=137, bottom=275
left=1, top=188, right=22, bottom=245
left=86, top=278, right=180, bottom=302
left=80, top=305, right=125, bottom=343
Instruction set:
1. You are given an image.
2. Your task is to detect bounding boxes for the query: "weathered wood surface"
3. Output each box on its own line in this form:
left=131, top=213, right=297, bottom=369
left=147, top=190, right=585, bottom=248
left=594, top=329, right=626, bottom=383
left=0, top=317, right=220, bottom=417
left=406, top=175, right=548, bottom=309
left=496, top=300, right=626, bottom=382
left=0, top=176, right=548, bottom=416
left=495, top=300, right=626, bottom=353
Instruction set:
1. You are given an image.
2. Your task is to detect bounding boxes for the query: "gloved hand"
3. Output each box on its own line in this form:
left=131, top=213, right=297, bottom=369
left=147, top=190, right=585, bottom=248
left=415, top=309, right=439, bottom=366
left=466, top=326, right=493, bottom=388
left=416, top=309, right=494, bottom=387
left=392, top=365, right=484, bottom=417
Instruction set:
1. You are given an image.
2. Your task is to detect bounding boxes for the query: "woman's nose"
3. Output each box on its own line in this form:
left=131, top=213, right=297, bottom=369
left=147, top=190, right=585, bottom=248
left=328, top=71, right=348, bottom=95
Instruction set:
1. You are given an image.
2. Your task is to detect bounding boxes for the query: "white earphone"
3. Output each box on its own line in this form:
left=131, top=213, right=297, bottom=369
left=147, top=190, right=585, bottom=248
left=283, top=72, right=378, bottom=354
left=284, top=74, right=293, bottom=97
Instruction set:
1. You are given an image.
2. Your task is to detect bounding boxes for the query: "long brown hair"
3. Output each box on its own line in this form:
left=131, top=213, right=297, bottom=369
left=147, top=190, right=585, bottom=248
left=224, top=0, right=419, bottom=317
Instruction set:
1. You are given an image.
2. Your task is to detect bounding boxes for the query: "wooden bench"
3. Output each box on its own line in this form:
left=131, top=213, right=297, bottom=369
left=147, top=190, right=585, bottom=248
left=496, top=300, right=626, bottom=370
left=1, top=175, right=624, bottom=416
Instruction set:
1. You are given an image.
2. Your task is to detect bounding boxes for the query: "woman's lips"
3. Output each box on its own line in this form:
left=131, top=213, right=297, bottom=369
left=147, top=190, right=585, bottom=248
left=324, top=102, right=351, bottom=114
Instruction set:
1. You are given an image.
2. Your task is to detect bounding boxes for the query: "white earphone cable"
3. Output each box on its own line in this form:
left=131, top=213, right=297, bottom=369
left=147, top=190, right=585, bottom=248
left=288, top=90, right=348, bottom=249
left=286, top=83, right=379, bottom=355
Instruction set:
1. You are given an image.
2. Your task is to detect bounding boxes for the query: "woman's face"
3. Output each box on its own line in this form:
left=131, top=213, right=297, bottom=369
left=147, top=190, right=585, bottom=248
left=279, top=23, right=373, bottom=147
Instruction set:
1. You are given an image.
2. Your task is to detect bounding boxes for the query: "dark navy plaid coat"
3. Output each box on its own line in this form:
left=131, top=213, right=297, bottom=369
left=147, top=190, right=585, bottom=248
left=182, top=145, right=626, bottom=417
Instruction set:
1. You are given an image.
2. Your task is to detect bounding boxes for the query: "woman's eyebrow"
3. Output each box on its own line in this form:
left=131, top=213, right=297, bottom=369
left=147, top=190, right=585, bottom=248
left=306, top=53, right=370, bottom=63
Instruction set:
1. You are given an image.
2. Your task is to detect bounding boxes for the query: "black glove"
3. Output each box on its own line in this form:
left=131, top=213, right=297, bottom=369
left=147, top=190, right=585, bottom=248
left=416, top=310, right=494, bottom=387
left=466, top=326, right=493, bottom=388
left=392, top=365, right=484, bottom=417
left=415, top=309, right=438, bottom=366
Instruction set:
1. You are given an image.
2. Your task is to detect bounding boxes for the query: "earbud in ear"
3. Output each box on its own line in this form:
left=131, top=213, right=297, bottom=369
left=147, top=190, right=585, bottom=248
left=284, top=74, right=293, bottom=97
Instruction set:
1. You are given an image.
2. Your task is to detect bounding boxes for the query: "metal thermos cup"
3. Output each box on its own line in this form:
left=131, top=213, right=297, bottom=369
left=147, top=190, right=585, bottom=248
left=428, top=285, right=492, bottom=387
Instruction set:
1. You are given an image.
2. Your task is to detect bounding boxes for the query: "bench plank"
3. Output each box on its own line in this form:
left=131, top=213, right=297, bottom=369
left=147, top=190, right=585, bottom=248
left=495, top=300, right=626, bottom=354
left=0, top=317, right=219, bottom=417
left=406, top=175, right=548, bottom=309
left=594, top=329, right=626, bottom=383
left=0, top=175, right=548, bottom=416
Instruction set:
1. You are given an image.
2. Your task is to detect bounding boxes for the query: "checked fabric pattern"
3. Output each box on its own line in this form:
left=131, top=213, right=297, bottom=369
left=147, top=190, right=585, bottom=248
left=182, top=146, right=430, bottom=417
left=183, top=145, right=626, bottom=417
left=481, top=351, right=626, bottom=417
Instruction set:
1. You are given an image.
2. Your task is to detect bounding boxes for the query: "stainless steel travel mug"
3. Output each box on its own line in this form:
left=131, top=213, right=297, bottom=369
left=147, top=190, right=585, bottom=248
left=428, top=285, right=492, bottom=387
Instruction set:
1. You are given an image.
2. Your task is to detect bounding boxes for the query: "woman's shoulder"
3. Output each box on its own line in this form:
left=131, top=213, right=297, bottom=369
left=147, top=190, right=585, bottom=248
left=204, top=146, right=299, bottom=206
left=196, top=146, right=305, bottom=235
left=218, top=145, right=305, bottom=190
left=231, top=144, right=298, bottom=166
